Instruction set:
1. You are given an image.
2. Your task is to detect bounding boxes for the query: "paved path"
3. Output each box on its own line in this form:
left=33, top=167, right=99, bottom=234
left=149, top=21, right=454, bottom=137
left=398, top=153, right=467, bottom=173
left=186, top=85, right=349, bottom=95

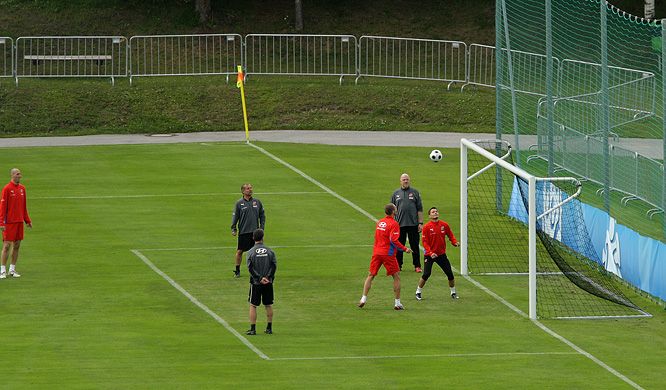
left=0, top=130, right=662, bottom=160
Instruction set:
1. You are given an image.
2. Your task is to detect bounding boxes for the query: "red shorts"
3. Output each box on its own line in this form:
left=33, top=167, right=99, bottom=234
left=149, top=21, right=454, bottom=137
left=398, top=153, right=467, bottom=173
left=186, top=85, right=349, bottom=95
left=2, top=223, right=24, bottom=241
left=369, top=254, right=400, bottom=276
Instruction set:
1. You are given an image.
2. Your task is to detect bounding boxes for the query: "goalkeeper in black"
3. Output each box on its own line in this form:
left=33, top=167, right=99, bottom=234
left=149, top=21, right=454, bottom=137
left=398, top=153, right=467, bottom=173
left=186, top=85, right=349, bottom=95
left=246, top=229, right=277, bottom=335
left=231, top=183, right=265, bottom=278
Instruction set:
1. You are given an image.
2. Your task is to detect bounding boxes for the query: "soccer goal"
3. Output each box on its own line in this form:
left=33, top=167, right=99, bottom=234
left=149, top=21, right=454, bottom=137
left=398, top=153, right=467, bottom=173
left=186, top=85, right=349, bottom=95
left=460, top=138, right=650, bottom=320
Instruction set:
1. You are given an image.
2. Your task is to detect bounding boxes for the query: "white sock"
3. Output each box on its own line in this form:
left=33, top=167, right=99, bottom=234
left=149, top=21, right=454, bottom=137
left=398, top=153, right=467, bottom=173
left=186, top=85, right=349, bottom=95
left=360, top=295, right=367, bottom=303
left=416, top=287, right=422, bottom=294
left=0, top=265, right=5, bottom=273
left=395, top=299, right=401, bottom=306
left=9, top=264, right=15, bottom=272
left=450, top=287, right=456, bottom=294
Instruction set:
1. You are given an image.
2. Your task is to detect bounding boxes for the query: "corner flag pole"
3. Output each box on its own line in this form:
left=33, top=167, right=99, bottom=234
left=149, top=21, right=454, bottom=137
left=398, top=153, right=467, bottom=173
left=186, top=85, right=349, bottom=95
left=237, top=65, right=250, bottom=143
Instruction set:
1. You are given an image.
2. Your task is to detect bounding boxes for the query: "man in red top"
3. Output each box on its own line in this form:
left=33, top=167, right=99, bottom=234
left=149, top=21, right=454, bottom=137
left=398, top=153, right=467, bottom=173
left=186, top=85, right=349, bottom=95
left=358, top=204, right=412, bottom=310
left=0, top=168, right=32, bottom=279
left=415, top=207, right=460, bottom=300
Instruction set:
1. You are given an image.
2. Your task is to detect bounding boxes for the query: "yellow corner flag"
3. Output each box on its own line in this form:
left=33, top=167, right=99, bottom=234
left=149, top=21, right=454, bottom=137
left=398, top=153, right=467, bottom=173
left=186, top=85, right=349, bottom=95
left=237, top=65, right=250, bottom=143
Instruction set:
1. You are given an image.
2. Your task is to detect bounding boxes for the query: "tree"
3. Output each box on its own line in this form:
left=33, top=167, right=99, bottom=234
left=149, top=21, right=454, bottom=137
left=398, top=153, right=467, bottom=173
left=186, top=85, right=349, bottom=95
left=195, top=0, right=212, bottom=24
left=295, top=0, right=303, bottom=31
left=645, top=0, right=655, bottom=19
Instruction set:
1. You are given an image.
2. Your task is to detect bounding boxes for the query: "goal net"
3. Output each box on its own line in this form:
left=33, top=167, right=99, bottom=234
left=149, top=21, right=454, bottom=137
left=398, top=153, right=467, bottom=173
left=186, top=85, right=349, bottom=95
left=461, top=139, right=649, bottom=319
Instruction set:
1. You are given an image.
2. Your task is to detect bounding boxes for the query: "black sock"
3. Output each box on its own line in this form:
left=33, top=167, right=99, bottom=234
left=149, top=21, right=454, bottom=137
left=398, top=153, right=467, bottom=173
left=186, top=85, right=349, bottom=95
left=235, top=265, right=240, bottom=272
left=266, top=322, right=272, bottom=330
left=250, top=324, right=256, bottom=331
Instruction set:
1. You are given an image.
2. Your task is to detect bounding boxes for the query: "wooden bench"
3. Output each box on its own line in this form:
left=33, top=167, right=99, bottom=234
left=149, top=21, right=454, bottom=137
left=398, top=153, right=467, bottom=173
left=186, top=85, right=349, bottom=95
left=24, top=55, right=112, bottom=65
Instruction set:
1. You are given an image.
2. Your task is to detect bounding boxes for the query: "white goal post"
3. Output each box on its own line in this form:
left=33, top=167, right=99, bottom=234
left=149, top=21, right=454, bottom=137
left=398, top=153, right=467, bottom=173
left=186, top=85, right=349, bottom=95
left=460, top=138, right=582, bottom=320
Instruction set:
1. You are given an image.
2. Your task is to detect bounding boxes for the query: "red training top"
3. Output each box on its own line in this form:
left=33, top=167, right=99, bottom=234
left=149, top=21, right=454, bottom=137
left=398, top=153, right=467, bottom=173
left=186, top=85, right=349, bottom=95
left=373, top=215, right=408, bottom=256
left=422, top=220, right=458, bottom=256
left=0, top=181, right=31, bottom=226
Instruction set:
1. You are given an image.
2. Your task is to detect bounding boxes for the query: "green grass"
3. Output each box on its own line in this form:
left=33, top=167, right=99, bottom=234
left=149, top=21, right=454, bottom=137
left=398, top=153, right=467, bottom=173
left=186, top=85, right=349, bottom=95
left=0, top=77, right=496, bottom=136
left=0, top=141, right=663, bottom=388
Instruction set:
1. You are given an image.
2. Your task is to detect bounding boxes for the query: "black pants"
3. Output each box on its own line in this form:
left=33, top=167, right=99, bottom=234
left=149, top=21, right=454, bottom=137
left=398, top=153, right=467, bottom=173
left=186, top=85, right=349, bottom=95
left=422, top=253, right=454, bottom=282
left=396, top=225, right=421, bottom=269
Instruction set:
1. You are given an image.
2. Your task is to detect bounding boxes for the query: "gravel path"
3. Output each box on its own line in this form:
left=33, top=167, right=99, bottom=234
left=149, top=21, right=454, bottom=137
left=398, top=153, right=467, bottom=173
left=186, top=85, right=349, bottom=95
left=0, top=130, right=662, bottom=160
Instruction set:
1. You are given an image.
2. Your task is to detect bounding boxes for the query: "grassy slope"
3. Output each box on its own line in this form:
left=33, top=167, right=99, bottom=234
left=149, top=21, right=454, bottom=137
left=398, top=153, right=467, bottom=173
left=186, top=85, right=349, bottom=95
left=0, top=0, right=496, bottom=137
left=0, top=0, right=661, bottom=137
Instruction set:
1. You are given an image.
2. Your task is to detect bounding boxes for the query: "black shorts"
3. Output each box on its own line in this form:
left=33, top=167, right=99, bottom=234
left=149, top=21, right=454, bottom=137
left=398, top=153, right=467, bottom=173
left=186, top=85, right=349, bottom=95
left=248, top=283, right=274, bottom=306
left=237, top=233, right=254, bottom=251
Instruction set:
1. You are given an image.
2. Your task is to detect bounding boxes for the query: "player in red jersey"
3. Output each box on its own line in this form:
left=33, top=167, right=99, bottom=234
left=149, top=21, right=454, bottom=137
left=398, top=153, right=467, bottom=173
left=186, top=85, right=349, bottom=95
left=358, top=204, right=412, bottom=310
left=415, top=207, right=460, bottom=300
left=0, top=168, right=32, bottom=279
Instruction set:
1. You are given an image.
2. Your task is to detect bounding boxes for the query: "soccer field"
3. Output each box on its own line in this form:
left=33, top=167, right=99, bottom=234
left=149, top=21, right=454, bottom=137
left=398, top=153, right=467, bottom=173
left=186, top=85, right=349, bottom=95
left=1, top=141, right=664, bottom=389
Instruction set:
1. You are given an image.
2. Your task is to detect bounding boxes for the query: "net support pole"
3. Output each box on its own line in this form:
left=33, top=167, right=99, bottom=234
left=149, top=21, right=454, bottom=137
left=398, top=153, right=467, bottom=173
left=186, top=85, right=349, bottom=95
left=545, top=0, right=555, bottom=176
left=495, top=0, right=505, bottom=213
left=528, top=176, right=537, bottom=320
left=499, top=0, right=522, bottom=165
left=662, top=19, right=666, bottom=239
left=601, top=1, right=611, bottom=212
left=460, top=139, right=469, bottom=276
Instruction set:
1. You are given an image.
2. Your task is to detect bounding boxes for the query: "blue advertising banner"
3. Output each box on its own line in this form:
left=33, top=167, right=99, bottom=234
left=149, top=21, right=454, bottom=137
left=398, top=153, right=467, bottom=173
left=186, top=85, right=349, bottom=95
left=507, top=179, right=666, bottom=301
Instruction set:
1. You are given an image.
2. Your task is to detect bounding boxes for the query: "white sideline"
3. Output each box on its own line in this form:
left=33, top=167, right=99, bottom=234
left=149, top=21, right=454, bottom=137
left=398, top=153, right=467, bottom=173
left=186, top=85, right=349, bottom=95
left=130, top=249, right=270, bottom=361
left=131, top=247, right=575, bottom=363
left=32, top=191, right=327, bottom=200
left=247, top=142, right=378, bottom=222
left=271, top=351, right=578, bottom=361
left=137, top=244, right=372, bottom=251
left=250, top=141, right=645, bottom=389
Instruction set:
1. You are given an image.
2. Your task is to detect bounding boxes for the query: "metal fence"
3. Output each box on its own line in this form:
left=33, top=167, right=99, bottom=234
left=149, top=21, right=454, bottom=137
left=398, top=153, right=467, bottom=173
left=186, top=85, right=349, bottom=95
left=244, top=34, right=357, bottom=84
left=535, top=119, right=664, bottom=216
left=15, top=36, right=128, bottom=85
left=556, top=59, right=655, bottom=130
left=0, top=37, right=13, bottom=79
left=463, top=43, right=495, bottom=90
left=129, top=34, right=243, bottom=84
left=357, top=36, right=466, bottom=88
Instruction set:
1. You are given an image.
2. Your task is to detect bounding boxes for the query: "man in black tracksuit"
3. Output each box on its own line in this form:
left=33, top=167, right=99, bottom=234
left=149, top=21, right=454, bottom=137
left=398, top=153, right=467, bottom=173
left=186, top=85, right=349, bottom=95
left=246, top=229, right=277, bottom=335
left=390, top=173, right=424, bottom=272
left=231, top=183, right=265, bottom=278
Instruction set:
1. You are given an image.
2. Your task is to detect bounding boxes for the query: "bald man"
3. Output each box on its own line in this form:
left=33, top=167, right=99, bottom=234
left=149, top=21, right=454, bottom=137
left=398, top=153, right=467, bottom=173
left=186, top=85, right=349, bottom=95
left=390, top=173, right=423, bottom=273
left=0, top=168, right=32, bottom=279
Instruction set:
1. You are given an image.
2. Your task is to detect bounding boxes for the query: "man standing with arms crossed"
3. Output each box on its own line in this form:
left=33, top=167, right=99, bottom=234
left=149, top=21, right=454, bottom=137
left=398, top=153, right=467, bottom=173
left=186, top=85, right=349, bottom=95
left=390, top=173, right=424, bottom=273
left=246, top=229, right=276, bottom=335
left=358, top=204, right=412, bottom=310
left=231, top=183, right=265, bottom=278
left=416, top=207, right=460, bottom=300
left=0, top=168, right=32, bottom=279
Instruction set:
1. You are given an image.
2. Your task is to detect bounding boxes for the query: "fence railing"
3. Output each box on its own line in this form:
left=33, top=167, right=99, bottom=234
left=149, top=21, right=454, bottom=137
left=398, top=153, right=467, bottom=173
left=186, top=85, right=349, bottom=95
left=534, top=119, right=664, bottom=216
left=129, top=34, right=243, bottom=84
left=356, top=36, right=467, bottom=88
left=244, top=34, right=357, bottom=84
left=463, top=43, right=495, bottom=90
left=15, top=36, right=128, bottom=85
left=0, top=37, right=13, bottom=78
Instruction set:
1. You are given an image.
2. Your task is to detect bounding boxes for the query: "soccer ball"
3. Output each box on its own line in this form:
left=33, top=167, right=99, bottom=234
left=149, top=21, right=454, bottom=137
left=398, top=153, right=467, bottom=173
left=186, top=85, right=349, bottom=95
left=429, top=149, right=443, bottom=162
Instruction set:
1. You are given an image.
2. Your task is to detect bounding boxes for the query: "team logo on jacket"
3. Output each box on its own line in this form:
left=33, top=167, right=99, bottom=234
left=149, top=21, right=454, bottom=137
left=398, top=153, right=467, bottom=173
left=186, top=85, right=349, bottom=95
left=256, top=248, right=268, bottom=254
left=377, top=221, right=387, bottom=231
left=253, top=201, right=257, bottom=207
left=408, top=193, right=414, bottom=200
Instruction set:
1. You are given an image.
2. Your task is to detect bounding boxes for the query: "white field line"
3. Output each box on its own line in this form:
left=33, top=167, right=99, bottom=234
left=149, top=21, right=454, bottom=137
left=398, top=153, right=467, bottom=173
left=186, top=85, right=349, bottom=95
left=130, top=249, right=270, bottom=360
left=250, top=141, right=645, bottom=389
left=137, top=244, right=373, bottom=252
left=32, top=191, right=327, bottom=200
left=247, top=142, right=378, bottom=222
left=271, top=351, right=579, bottom=361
